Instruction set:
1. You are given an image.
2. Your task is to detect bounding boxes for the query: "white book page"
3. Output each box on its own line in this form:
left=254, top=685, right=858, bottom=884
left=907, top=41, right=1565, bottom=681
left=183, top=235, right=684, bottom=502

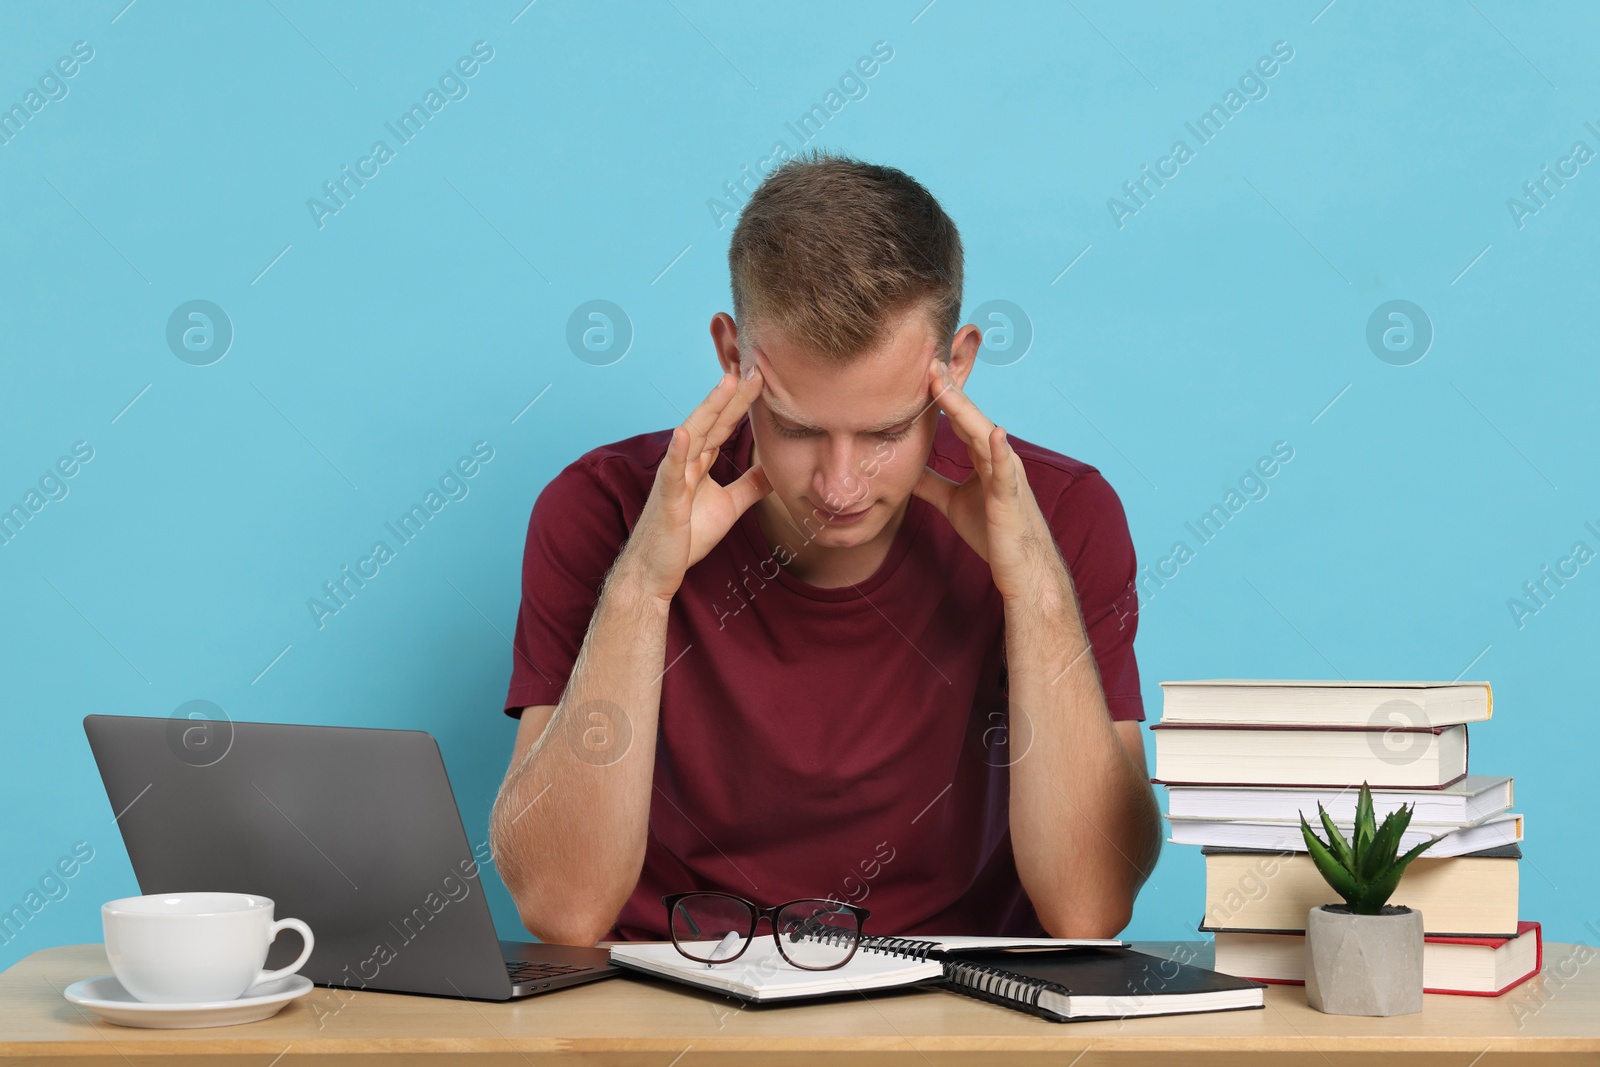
left=1160, top=679, right=1483, bottom=688
left=609, top=938, right=943, bottom=1000
left=911, top=935, right=1124, bottom=953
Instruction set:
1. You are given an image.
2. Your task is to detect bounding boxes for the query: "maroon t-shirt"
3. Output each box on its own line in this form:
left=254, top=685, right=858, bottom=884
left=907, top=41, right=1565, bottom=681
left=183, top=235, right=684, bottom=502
left=503, top=410, right=1144, bottom=940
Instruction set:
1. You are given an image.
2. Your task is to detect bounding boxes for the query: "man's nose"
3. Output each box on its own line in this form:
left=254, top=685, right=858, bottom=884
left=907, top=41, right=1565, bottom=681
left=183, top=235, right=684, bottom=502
left=817, top=439, right=871, bottom=511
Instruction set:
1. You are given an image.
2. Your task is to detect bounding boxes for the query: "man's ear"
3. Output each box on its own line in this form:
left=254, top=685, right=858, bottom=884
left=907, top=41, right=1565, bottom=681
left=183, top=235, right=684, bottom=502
left=947, top=323, right=982, bottom=390
left=710, top=313, right=742, bottom=377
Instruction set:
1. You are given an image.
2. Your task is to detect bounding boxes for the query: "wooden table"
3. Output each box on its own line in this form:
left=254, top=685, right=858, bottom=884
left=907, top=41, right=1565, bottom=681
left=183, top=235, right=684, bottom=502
left=3, top=941, right=1597, bottom=1065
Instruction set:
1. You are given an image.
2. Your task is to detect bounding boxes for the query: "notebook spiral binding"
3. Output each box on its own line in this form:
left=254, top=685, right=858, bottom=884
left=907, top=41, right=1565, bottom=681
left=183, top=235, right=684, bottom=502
left=943, top=959, right=1055, bottom=1012
left=855, top=934, right=939, bottom=960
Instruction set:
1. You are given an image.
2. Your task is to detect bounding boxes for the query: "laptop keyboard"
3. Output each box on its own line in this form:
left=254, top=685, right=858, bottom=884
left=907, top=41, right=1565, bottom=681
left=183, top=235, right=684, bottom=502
left=505, top=959, right=589, bottom=983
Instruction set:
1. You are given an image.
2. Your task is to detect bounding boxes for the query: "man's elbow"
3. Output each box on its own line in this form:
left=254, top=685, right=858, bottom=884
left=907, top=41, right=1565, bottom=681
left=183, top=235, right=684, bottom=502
left=490, top=834, right=616, bottom=946
left=1037, top=899, right=1134, bottom=940
left=1030, top=835, right=1158, bottom=939
left=518, top=907, right=615, bottom=947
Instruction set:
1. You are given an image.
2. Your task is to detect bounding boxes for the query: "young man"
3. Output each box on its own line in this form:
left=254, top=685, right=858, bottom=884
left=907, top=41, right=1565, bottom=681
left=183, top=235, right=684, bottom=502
left=489, top=154, right=1161, bottom=946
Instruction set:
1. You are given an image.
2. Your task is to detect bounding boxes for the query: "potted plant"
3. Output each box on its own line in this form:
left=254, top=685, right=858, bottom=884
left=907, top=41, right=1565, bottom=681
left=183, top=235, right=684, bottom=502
left=1297, top=781, right=1438, bottom=1016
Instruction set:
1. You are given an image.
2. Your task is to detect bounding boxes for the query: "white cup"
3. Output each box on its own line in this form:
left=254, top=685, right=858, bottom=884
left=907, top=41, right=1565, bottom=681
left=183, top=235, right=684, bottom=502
left=102, top=892, right=314, bottom=1003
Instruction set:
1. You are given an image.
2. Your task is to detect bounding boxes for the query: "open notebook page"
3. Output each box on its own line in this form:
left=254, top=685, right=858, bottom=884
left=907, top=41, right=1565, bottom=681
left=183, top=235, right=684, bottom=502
left=903, top=936, right=1125, bottom=953
left=610, top=938, right=943, bottom=1000
left=608, top=936, right=1125, bottom=1002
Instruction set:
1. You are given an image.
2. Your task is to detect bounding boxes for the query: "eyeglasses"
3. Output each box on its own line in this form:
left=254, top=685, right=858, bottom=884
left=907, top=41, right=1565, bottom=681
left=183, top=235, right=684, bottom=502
left=662, top=892, right=870, bottom=970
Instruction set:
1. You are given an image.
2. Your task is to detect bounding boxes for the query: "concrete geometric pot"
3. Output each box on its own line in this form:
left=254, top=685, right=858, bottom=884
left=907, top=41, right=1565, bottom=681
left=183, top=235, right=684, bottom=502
left=1304, top=904, right=1424, bottom=1016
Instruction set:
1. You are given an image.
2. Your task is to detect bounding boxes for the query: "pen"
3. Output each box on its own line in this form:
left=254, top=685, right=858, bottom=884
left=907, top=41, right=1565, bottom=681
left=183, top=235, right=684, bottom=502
left=705, top=931, right=740, bottom=969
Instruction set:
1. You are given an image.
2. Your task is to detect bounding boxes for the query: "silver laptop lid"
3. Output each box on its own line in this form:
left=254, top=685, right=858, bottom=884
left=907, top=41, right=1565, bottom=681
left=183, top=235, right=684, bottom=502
left=83, top=713, right=514, bottom=1000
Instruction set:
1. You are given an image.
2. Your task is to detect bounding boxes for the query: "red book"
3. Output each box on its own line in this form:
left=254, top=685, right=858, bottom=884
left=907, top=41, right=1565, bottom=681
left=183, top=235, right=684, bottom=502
left=1213, top=921, right=1542, bottom=996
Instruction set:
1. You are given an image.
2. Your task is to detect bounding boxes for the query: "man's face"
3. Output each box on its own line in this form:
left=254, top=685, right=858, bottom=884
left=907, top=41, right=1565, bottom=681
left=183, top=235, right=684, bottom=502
left=717, top=304, right=970, bottom=549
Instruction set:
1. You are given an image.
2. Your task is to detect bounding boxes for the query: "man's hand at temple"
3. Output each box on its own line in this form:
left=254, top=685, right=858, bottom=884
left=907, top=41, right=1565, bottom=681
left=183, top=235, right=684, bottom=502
left=627, top=366, right=771, bottom=604
left=913, top=355, right=1163, bottom=937
left=911, top=356, right=1060, bottom=604
left=488, top=364, right=769, bottom=945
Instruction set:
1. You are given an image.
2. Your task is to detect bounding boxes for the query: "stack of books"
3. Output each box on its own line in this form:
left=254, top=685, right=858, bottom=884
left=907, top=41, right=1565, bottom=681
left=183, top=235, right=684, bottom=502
left=1152, top=680, right=1540, bottom=996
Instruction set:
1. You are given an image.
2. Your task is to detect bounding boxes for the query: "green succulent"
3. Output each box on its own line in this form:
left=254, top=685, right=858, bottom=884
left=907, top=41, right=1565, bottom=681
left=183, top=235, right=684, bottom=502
left=1298, top=781, right=1439, bottom=915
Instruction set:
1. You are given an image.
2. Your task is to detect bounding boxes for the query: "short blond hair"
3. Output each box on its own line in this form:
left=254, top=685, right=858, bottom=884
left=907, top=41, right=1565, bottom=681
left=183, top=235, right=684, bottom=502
left=729, top=151, right=963, bottom=365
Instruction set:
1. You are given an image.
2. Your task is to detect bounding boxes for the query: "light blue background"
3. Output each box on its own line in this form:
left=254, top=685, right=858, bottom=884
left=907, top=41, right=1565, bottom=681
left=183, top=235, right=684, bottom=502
left=3, top=0, right=1596, bottom=975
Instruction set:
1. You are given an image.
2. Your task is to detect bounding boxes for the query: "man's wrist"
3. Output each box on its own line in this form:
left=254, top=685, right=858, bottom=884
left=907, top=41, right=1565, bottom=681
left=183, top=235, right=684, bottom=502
left=607, top=548, right=676, bottom=615
left=1003, top=548, right=1077, bottom=617
left=1003, top=588, right=1066, bottom=627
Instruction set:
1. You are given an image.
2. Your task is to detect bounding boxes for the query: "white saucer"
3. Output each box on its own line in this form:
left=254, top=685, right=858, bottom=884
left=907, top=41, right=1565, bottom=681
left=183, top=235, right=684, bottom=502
left=62, top=973, right=314, bottom=1029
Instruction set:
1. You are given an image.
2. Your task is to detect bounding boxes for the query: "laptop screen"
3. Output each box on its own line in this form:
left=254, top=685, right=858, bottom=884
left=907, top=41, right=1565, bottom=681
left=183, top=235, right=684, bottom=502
left=83, top=714, right=514, bottom=999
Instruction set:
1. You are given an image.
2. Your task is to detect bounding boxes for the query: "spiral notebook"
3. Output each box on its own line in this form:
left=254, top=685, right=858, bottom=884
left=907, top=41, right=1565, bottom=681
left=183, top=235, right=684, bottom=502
left=609, top=935, right=1266, bottom=1022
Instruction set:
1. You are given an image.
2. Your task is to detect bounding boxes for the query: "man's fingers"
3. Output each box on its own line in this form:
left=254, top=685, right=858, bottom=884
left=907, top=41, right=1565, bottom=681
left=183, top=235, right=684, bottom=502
left=658, top=425, right=691, bottom=506
left=687, top=439, right=720, bottom=483
left=725, top=461, right=774, bottom=516
left=931, top=369, right=991, bottom=454
left=681, top=371, right=740, bottom=459
left=928, top=360, right=997, bottom=472
left=702, top=365, right=764, bottom=456
left=910, top=465, right=961, bottom=517
left=989, top=426, right=1020, bottom=500
left=683, top=367, right=764, bottom=485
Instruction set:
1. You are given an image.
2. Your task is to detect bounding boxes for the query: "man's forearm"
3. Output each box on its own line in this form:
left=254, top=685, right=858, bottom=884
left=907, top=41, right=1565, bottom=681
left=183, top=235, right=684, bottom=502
left=489, top=547, right=671, bottom=944
left=1003, top=555, right=1162, bottom=937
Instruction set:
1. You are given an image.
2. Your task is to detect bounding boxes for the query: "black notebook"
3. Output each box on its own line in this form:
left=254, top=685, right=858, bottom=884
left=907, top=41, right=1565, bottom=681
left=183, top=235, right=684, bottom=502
left=936, top=944, right=1265, bottom=1022
left=609, top=935, right=1265, bottom=1022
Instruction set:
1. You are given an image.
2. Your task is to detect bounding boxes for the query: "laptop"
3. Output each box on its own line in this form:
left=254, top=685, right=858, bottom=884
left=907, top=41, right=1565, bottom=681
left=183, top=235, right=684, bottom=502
left=82, top=713, right=620, bottom=1001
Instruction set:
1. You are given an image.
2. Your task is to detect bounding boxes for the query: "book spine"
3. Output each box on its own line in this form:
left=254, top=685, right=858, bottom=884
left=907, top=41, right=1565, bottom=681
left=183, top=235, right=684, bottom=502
left=942, top=959, right=1062, bottom=1019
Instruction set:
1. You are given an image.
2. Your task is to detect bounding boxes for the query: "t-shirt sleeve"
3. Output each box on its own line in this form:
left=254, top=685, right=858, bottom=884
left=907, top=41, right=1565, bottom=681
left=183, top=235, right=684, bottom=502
left=1047, top=469, right=1145, bottom=722
left=502, top=456, right=636, bottom=718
